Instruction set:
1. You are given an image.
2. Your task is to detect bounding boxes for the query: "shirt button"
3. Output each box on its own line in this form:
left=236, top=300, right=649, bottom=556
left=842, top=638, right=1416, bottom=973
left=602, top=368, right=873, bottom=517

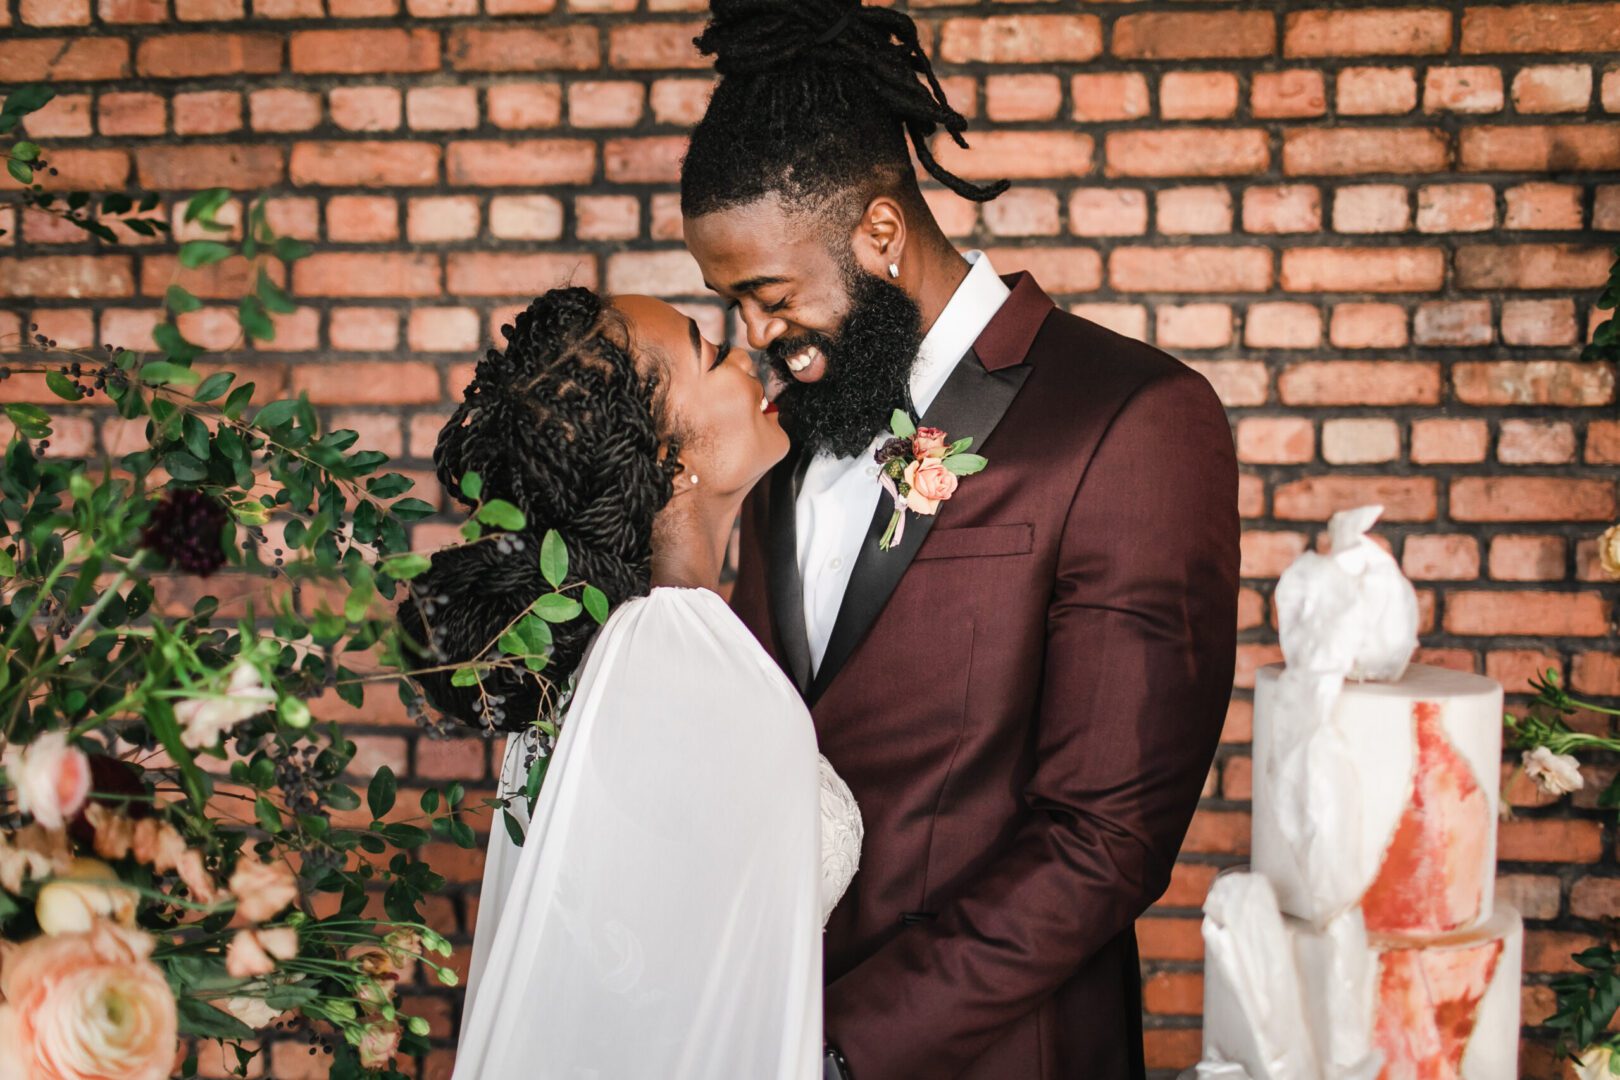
left=829, top=557, right=844, bottom=572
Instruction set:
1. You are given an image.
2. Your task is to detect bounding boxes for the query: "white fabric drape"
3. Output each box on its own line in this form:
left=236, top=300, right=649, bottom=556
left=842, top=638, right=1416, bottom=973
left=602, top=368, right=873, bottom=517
left=452, top=587, right=823, bottom=1080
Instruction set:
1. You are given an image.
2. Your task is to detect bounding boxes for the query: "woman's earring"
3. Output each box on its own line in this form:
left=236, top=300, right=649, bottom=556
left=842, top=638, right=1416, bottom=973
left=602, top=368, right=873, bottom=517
left=888, top=262, right=900, bottom=279
left=690, top=475, right=699, bottom=486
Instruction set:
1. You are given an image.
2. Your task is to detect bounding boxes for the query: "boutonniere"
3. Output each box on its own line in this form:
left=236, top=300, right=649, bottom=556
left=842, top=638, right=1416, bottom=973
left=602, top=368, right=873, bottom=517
left=875, top=410, right=988, bottom=551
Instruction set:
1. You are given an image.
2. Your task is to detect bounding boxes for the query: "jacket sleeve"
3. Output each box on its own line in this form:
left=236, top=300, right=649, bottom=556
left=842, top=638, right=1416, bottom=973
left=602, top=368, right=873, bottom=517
left=824, top=368, right=1240, bottom=1077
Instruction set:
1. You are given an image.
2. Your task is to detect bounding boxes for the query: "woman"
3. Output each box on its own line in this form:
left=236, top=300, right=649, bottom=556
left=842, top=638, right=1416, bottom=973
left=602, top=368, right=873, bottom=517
left=399, top=288, right=861, bottom=1079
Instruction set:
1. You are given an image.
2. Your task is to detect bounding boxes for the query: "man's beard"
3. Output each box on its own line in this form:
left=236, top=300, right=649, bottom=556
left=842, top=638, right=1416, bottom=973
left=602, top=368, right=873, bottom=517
left=767, top=268, right=924, bottom=460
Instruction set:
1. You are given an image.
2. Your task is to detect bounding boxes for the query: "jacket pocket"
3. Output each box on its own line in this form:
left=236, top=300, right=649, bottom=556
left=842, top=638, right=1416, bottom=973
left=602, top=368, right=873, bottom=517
left=914, top=523, right=1034, bottom=562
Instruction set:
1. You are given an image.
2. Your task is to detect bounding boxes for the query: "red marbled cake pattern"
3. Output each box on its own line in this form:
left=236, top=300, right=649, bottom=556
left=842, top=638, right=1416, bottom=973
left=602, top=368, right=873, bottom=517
left=1359, top=701, right=1491, bottom=935
left=1372, top=935, right=1503, bottom=1080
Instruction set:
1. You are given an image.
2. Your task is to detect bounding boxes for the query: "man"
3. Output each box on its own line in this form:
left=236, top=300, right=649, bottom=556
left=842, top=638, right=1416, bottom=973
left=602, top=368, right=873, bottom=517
left=681, top=3, right=1241, bottom=1076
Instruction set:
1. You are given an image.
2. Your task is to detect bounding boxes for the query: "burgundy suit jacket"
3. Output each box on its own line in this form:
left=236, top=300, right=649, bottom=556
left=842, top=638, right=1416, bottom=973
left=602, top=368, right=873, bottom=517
left=732, top=273, right=1240, bottom=1079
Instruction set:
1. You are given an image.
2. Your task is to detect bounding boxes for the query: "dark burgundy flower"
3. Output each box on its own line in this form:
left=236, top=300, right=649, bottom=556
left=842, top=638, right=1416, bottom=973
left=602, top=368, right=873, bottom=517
left=141, top=488, right=229, bottom=577
left=874, top=437, right=911, bottom=467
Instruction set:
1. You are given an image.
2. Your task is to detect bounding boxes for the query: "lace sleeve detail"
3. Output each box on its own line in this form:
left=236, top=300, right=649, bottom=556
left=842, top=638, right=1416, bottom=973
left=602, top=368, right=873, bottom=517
left=818, top=754, right=863, bottom=926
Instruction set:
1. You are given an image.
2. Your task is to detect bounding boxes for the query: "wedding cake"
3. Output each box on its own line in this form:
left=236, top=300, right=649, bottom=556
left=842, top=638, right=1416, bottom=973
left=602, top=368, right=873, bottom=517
left=1192, top=506, right=1522, bottom=1080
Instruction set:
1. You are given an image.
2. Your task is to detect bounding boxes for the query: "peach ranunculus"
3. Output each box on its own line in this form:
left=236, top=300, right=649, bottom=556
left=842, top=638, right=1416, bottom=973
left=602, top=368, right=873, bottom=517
left=228, top=856, right=298, bottom=923
left=36, top=858, right=138, bottom=936
left=0, top=919, right=177, bottom=1080
left=911, top=427, right=950, bottom=459
left=0, top=824, right=73, bottom=894
left=357, top=1020, right=403, bottom=1070
left=901, top=456, right=960, bottom=516
left=174, top=661, right=276, bottom=751
left=1600, top=523, right=1620, bottom=581
left=9, top=731, right=91, bottom=831
left=225, top=927, right=299, bottom=979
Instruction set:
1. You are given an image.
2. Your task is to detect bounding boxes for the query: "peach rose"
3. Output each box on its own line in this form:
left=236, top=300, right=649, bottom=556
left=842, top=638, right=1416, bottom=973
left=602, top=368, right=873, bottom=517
left=36, top=858, right=138, bottom=936
left=9, top=732, right=91, bottom=831
left=901, top=457, right=959, bottom=516
left=228, top=857, right=298, bottom=923
left=225, top=927, right=299, bottom=979
left=911, top=427, right=949, bottom=459
left=0, top=919, right=176, bottom=1080
left=357, top=1021, right=402, bottom=1070
left=1600, top=524, right=1620, bottom=581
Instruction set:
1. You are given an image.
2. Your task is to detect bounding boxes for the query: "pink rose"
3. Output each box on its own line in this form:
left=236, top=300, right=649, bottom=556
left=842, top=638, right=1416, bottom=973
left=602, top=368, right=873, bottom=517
left=10, top=732, right=91, bottom=831
left=0, top=919, right=177, bottom=1080
left=228, top=856, right=298, bottom=923
left=225, top=927, right=298, bottom=979
left=911, top=427, right=949, bottom=459
left=902, top=457, right=959, bottom=516
left=357, top=1021, right=402, bottom=1070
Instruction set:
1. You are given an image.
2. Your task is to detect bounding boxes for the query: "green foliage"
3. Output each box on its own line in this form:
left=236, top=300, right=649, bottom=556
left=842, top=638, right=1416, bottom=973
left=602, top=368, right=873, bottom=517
left=1583, top=245, right=1620, bottom=365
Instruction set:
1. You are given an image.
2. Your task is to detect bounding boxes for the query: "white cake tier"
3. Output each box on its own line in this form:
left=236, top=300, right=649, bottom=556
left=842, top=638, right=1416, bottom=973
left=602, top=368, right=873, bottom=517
left=1252, top=662, right=1504, bottom=934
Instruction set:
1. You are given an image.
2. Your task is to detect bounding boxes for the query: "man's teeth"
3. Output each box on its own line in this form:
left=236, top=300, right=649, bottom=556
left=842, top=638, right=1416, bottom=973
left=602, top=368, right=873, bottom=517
left=785, top=346, right=822, bottom=373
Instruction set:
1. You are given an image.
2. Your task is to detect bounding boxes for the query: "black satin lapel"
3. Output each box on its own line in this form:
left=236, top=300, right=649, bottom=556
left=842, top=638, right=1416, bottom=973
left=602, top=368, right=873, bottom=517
left=807, top=351, right=1032, bottom=707
left=766, top=448, right=813, bottom=693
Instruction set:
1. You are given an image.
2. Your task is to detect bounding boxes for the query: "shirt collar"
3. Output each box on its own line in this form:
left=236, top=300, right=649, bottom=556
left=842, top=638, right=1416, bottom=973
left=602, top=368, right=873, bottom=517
left=909, top=250, right=1011, bottom=417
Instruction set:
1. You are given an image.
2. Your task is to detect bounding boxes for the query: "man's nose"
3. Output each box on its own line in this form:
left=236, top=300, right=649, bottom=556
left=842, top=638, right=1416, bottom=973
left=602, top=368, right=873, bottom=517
left=740, top=308, right=785, bottom=351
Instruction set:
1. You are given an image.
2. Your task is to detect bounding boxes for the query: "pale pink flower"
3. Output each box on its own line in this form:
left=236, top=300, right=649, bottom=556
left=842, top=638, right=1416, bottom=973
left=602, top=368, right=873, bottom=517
left=911, top=427, right=949, bottom=459
left=225, top=927, right=298, bottom=979
left=228, top=856, right=298, bottom=923
left=902, top=456, right=959, bottom=516
left=35, top=858, right=138, bottom=936
left=0, top=919, right=176, bottom=1080
left=357, top=1021, right=402, bottom=1070
left=1522, top=746, right=1584, bottom=797
left=9, top=732, right=91, bottom=831
left=174, top=662, right=275, bottom=751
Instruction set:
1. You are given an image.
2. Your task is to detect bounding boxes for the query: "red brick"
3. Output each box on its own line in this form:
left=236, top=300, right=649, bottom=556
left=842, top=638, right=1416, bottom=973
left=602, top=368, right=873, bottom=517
left=1155, top=303, right=1232, bottom=349
left=1503, top=182, right=1584, bottom=231
left=293, top=253, right=441, bottom=298
left=604, top=135, right=687, bottom=183
left=0, top=37, right=129, bottom=81
left=1250, top=70, right=1325, bottom=119
left=1573, top=651, right=1620, bottom=695
left=28, top=309, right=95, bottom=349
left=1337, top=66, right=1418, bottom=115
left=447, top=139, right=595, bottom=186
left=1403, top=535, right=1481, bottom=581
left=407, top=0, right=475, bottom=13
left=1242, top=530, right=1309, bottom=578
left=249, top=88, right=320, bottom=132
left=22, top=0, right=89, bottom=24
left=1283, top=128, right=1448, bottom=175
left=97, top=0, right=166, bottom=21
left=1459, top=126, right=1620, bottom=172
left=135, top=144, right=283, bottom=190
left=97, top=91, right=165, bottom=136
left=934, top=131, right=1093, bottom=181
left=1449, top=591, right=1610, bottom=638
left=289, top=28, right=437, bottom=74
left=329, top=306, right=400, bottom=351
left=1068, top=189, right=1147, bottom=237
left=608, top=22, right=708, bottom=70
left=1500, top=300, right=1577, bottom=348
left=1413, top=300, right=1493, bottom=346
left=1160, top=72, right=1240, bottom=121
left=575, top=194, right=639, bottom=241
left=1113, top=11, right=1274, bottom=59
left=485, top=0, right=556, bottom=11
left=1222, top=755, right=1253, bottom=800
left=1424, top=66, right=1505, bottom=113
left=1236, top=417, right=1314, bottom=464
left=1071, top=73, right=1150, bottom=122
left=1278, top=361, right=1441, bottom=405
left=1281, top=247, right=1444, bottom=293
left=1322, top=417, right=1400, bottom=464
left=983, top=248, right=1103, bottom=294
left=488, top=195, right=564, bottom=241
left=487, top=83, right=563, bottom=129
left=1606, top=70, right=1620, bottom=113
left=1143, top=1028, right=1200, bottom=1071
left=1274, top=476, right=1438, bottom=522
left=568, top=81, right=646, bottom=128
left=1187, top=362, right=1269, bottom=407
left=1284, top=9, right=1452, bottom=57
left=137, top=33, right=278, bottom=78
left=1498, top=420, right=1577, bottom=465
left=1453, top=361, right=1615, bottom=406
left=326, top=195, right=399, bottom=243
left=605, top=250, right=704, bottom=296
left=1460, top=4, right=1620, bottom=54
left=1512, top=64, right=1595, bottom=114
left=1183, top=811, right=1250, bottom=856
left=407, top=86, right=479, bottom=131
left=329, top=86, right=401, bottom=131
left=1244, top=302, right=1321, bottom=349
left=252, top=0, right=321, bottom=13
left=1332, top=184, right=1411, bottom=233
left=1155, top=187, right=1232, bottom=236
left=1570, top=878, right=1620, bottom=920
left=408, top=308, right=480, bottom=353
left=1242, top=185, right=1321, bottom=234
left=984, top=75, right=1063, bottom=123
left=1415, top=183, right=1496, bottom=233
left=941, top=15, right=1102, bottom=63
left=290, top=141, right=438, bottom=187
left=1490, top=535, right=1568, bottom=581
left=175, top=0, right=243, bottom=17
left=172, top=91, right=241, bottom=136
left=265, top=196, right=319, bottom=240
left=36, top=148, right=129, bottom=190
left=982, top=189, right=1060, bottom=238
left=1072, top=304, right=1147, bottom=343
left=1138, top=916, right=1204, bottom=962
left=1110, top=247, right=1272, bottom=293
left=1452, top=477, right=1616, bottom=523
left=1491, top=652, right=1565, bottom=699
left=0, top=256, right=133, bottom=299
left=448, top=26, right=599, bottom=72
left=1143, top=972, right=1202, bottom=1017
left=1106, top=129, right=1268, bottom=178
left=446, top=253, right=597, bottom=296
left=1586, top=420, right=1620, bottom=464
left=649, top=77, right=712, bottom=126
left=24, top=93, right=91, bottom=137
left=291, top=361, right=440, bottom=406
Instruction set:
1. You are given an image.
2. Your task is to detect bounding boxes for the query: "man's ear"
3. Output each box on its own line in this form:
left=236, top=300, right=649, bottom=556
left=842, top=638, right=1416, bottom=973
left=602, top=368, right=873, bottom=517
left=851, top=195, right=907, bottom=282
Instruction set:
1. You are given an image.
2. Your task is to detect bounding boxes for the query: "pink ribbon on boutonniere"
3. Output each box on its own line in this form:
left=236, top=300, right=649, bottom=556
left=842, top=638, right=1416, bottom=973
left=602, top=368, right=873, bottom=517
left=879, top=471, right=908, bottom=549
left=875, top=410, right=989, bottom=552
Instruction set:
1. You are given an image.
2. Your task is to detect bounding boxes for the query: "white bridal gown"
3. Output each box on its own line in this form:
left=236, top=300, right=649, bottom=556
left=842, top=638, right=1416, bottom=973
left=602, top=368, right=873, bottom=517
left=452, top=587, right=862, bottom=1080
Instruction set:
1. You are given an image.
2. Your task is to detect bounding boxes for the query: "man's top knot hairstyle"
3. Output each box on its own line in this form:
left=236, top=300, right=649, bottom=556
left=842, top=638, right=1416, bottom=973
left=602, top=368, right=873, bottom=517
left=398, top=287, right=683, bottom=733
left=681, top=0, right=1008, bottom=221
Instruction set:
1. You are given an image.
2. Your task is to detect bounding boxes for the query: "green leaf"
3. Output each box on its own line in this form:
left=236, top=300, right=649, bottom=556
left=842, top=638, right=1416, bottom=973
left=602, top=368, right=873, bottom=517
left=7, top=159, right=33, bottom=185
left=164, top=284, right=202, bottom=314
left=345, top=562, right=375, bottom=621
left=182, top=413, right=210, bottom=460
left=11, top=141, right=39, bottom=163
left=476, top=499, right=525, bottom=530
left=45, top=371, right=81, bottom=401
left=368, top=765, right=397, bottom=818
left=365, top=473, right=413, bottom=499
left=256, top=267, right=297, bottom=314
left=532, top=594, right=582, bottom=624
left=502, top=808, right=526, bottom=846
left=278, top=696, right=311, bottom=729
left=540, top=529, right=568, bottom=589
left=943, top=453, right=988, bottom=476
left=889, top=409, right=917, bottom=439
left=0, top=549, right=14, bottom=577
left=192, top=371, right=234, bottom=403
left=178, top=240, right=233, bottom=269
left=385, top=823, right=430, bottom=848
left=222, top=382, right=254, bottom=419
left=151, top=323, right=202, bottom=364
left=498, top=629, right=528, bottom=657
left=947, top=436, right=974, bottom=455
left=184, top=187, right=231, bottom=225
left=450, top=667, right=480, bottom=688
left=255, top=794, right=282, bottom=833
left=272, top=236, right=313, bottom=262
left=583, top=584, right=609, bottom=625
left=1, top=86, right=54, bottom=121
left=238, top=295, right=274, bottom=342
left=461, top=471, right=483, bottom=500
left=162, top=450, right=208, bottom=483
left=253, top=399, right=298, bottom=430
left=100, top=192, right=132, bottom=215
left=177, top=998, right=256, bottom=1041
left=390, top=497, right=435, bottom=521
left=381, top=552, right=431, bottom=580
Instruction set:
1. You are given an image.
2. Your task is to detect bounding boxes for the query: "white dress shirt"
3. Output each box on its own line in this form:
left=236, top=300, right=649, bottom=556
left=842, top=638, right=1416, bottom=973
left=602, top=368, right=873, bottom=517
left=795, top=251, right=1011, bottom=675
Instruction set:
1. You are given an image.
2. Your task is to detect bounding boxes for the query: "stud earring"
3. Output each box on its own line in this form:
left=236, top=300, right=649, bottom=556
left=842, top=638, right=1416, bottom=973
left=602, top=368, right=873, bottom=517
left=690, top=475, right=699, bottom=485
left=888, top=262, right=900, bottom=279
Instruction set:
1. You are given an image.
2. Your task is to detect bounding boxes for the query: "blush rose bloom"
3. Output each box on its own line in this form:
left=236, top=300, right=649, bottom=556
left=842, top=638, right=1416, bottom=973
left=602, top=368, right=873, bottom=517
left=1522, top=746, right=1584, bottom=797
left=36, top=858, right=138, bottom=937
left=228, top=856, right=298, bottom=923
left=174, top=662, right=275, bottom=751
left=0, top=919, right=177, bottom=1080
left=357, top=1021, right=402, bottom=1070
left=911, top=427, right=949, bottom=459
left=9, top=732, right=91, bottom=831
left=902, top=457, right=959, bottom=516
left=225, top=927, right=299, bottom=979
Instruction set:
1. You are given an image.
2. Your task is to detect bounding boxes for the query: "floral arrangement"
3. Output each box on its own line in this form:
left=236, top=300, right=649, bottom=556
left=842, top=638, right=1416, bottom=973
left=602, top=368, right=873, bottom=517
left=873, top=410, right=987, bottom=551
left=0, top=86, right=596, bottom=1079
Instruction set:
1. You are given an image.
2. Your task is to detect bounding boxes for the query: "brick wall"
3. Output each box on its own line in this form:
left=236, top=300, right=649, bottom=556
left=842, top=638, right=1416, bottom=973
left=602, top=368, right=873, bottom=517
left=2, top=1, right=1618, bottom=1076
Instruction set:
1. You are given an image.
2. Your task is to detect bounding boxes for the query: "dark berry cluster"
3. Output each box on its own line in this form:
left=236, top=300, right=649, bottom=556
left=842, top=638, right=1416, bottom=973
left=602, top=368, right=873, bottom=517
left=274, top=742, right=327, bottom=818
left=140, top=488, right=230, bottom=577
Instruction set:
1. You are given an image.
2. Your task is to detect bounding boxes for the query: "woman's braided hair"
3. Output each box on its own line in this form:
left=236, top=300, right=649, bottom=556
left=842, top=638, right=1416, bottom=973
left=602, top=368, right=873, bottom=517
left=398, top=287, right=683, bottom=733
left=680, top=0, right=1007, bottom=221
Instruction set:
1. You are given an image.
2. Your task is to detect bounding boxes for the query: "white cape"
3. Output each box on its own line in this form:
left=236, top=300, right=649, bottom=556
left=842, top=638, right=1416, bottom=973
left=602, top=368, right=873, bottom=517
left=452, top=587, right=823, bottom=1080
